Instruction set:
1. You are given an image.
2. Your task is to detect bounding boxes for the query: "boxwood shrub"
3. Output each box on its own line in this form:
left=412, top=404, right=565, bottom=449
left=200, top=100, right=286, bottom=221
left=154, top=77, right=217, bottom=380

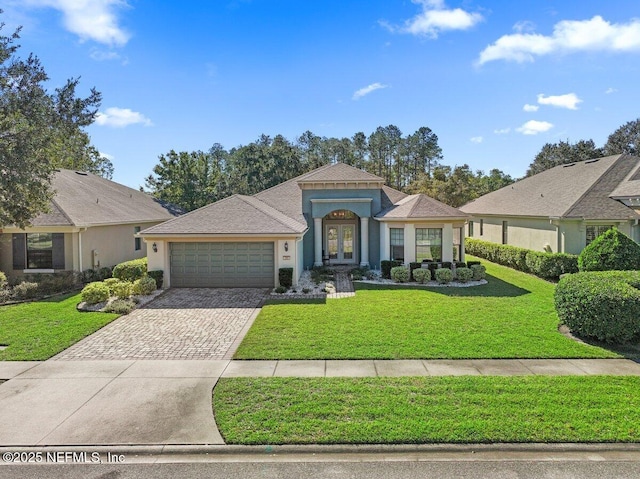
left=554, top=271, right=640, bottom=343
left=147, top=270, right=164, bottom=289
left=455, top=267, right=473, bottom=283
left=470, top=264, right=486, bottom=281
left=390, top=266, right=410, bottom=283
left=133, top=276, right=157, bottom=295
left=112, top=258, right=147, bottom=282
left=412, top=268, right=430, bottom=284
left=578, top=228, right=640, bottom=272
left=112, top=281, right=133, bottom=299
left=435, top=268, right=453, bottom=284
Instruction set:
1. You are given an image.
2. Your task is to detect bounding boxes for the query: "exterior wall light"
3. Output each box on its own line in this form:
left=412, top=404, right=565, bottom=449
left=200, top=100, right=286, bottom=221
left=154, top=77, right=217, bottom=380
left=284, top=241, right=289, bottom=252
left=152, top=242, right=158, bottom=253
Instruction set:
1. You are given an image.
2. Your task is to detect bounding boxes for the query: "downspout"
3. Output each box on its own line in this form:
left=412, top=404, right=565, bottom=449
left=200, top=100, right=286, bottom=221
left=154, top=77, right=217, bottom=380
left=549, top=218, right=561, bottom=253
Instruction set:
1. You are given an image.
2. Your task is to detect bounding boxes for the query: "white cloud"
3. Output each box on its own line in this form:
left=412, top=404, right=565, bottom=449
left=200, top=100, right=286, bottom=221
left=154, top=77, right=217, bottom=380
left=605, top=87, right=617, bottom=94
left=494, top=127, right=511, bottom=134
left=477, top=15, right=640, bottom=65
left=382, top=0, right=483, bottom=39
left=470, top=136, right=483, bottom=143
left=352, top=82, right=388, bottom=100
left=89, top=49, right=121, bottom=61
left=537, top=93, right=582, bottom=110
left=523, top=104, right=539, bottom=112
left=98, top=151, right=114, bottom=161
left=95, top=107, right=152, bottom=127
left=516, top=120, right=554, bottom=135
left=24, top=0, right=130, bottom=46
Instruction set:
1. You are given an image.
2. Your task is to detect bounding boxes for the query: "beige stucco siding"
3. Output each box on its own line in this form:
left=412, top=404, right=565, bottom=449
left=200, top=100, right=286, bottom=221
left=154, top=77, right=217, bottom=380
left=0, top=234, right=11, bottom=274
left=79, top=223, right=158, bottom=270
left=469, top=216, right=558, bottom=252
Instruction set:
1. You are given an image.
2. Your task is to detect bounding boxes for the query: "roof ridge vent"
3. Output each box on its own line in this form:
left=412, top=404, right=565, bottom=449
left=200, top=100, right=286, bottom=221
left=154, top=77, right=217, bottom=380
left=562, top=163, right=576, bottom=168
left=584, top=159, right=600, bottom=164
left=75, top=171, right=88, bottom=176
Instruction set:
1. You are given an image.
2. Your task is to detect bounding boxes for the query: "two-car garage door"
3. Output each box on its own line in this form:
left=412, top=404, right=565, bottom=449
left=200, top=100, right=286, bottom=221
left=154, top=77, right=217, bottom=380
left=170, top=242, right=274, bottom=288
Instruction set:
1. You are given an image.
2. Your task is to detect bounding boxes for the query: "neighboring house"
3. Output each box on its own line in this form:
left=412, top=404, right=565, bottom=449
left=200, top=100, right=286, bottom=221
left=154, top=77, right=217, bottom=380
left=460, top=154, right=640, bottom=254
left=140, top=162, right=469, bottom=288
left=0, top=169, right=181, bottom=276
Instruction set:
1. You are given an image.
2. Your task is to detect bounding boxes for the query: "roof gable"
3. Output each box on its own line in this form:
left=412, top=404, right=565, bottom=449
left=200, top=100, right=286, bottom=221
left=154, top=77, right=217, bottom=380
left=297, top=162, right=384, bottom=185
left=376, top=194, right=468, bottom=220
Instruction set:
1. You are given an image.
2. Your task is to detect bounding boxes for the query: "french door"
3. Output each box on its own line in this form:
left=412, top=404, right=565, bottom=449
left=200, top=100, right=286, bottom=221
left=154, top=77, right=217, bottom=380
left=325, top=223, right=356, bottom=264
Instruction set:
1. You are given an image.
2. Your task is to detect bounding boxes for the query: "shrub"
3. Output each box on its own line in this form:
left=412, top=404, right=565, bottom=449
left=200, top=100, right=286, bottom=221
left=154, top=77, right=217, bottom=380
left=578, top=228, right=640, bottom=272
left=454, top=261, right=467, bottom=269
left=409, top=262, right=421, bottom=281
left=390, top=266, right=410, bottom=283
left=104, top=299, right=136, bottom=315
left=13, top=281, right=39, bottom=300
left=526, top=251, right=579, bottom=279
left=133, top=276, right=157, bottom=296
left=381, top=260, right=403, bottom=279
left=275, top=285, right=287, bottom=294
left=147, top=270, right=164, bottom=289
left=425, top=262, right=440, bottom=278
left=442, top=261, right=453, bottom=270
left=81, top=282, right=110, bottom=304
left=467, top=260, right=481, bottom=267
left=97, top=266, right=113, bottom=281
left=112, top=258, right=147, bottom=282
left=470, top=264, right=486, bottom=281
left=555, top=271, right=640, bottom=343
left=466, top=238, right=578, bottom=280
left=103, top=278, right=120, bottom=295
left=279, top=267, right=294, bottom=288
left=456, top=267, right=473, bottom=283
left=24, top=271, right=81, bottom=296
left=435, top=268, right=453, bottom=284
left=112, top=281, right=133, bottom=299
left=412, top=268, right=430, bottom=284
left=0, top=271, right=7, bottom=289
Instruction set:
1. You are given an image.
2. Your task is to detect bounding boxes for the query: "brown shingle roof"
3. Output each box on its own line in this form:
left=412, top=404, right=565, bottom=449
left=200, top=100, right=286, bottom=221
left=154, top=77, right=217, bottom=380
left=376, top=194, right=468, bottom=220
left=140, top=195, right=307, bottom=235
left=461, top=155, right=640, bottom=220
left=31, top=169, right=180, bottom=227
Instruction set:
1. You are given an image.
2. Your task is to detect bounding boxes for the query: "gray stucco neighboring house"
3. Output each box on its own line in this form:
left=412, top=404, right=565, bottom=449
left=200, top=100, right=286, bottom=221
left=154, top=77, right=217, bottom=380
left=0, top=169, right=180, bottom=276
left=140, top=162, right=469, bottom=288
left=460, top=154, right=640, bottom=254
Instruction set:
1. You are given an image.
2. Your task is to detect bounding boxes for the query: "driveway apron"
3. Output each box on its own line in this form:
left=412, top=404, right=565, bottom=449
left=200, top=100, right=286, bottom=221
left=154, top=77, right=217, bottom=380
left=0, top=288, right=268, bottom=446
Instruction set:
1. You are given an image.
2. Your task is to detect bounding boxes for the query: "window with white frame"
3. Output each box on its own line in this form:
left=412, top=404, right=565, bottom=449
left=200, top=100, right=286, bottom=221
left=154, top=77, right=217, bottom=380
left=390, top=228, right=404, bottom=261
left=586, top=225, right=613, bottom=245
left=416, top=228, right=442, bottom=262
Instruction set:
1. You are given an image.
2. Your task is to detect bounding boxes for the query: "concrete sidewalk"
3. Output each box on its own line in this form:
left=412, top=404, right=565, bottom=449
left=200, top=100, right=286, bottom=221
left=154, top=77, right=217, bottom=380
left=1, top=358, right=639, bottom=447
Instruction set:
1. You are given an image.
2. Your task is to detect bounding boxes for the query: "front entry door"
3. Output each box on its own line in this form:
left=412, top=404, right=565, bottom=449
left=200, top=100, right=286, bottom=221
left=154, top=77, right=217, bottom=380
left=326, top=223, right=356, bottom=264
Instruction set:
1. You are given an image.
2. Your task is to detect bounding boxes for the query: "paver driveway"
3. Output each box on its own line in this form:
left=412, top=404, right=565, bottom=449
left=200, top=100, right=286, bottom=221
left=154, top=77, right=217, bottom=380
left=53, top=288, right=269, bottom=360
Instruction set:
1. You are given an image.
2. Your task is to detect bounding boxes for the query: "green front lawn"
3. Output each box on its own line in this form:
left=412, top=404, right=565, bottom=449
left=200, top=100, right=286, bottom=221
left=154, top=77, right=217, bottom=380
left=214, top=376, right=640, bottom=444
left=0, top=293, right=118, bottom=360
left=234, top=258, right=617, bottom=359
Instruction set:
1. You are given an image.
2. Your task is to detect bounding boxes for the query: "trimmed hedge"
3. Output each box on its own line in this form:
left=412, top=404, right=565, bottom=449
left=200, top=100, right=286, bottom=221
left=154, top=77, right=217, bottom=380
left=112, top=281, right=133, bottom=299
left=390, top=266, right=410, bottom=283
left=279, top=268, right=294, bottom=288
left=112, top=258, right=147, bottom=282
left=555, top=271, right=640, bottom=343
left=470, top=264, right=486, bottom=281
left=381, top=260, right=402, bottom=279
left=409, top=262, right=421, bottom=281
left=465, top=238, right=578, bottom=281
left=578, top=228, right=640, bottom=272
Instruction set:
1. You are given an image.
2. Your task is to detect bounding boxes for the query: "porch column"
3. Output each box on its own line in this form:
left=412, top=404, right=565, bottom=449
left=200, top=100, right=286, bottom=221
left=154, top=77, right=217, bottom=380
left=442, top=223, right=454, bottom=263
left=360, top=216, right=369, bottom=267
left=314, top=217, right=323, bottom=267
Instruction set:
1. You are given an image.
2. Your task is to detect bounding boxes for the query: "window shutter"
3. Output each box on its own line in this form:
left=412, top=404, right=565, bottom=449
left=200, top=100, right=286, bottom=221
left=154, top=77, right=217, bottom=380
left=12, top=234, right=26, bottom=270
left=52, top=233, right=66, bottom=270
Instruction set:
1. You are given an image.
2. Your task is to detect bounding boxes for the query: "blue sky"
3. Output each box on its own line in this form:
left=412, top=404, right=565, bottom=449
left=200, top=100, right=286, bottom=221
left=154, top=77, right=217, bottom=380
left=4, top=0, right=640, bottom=188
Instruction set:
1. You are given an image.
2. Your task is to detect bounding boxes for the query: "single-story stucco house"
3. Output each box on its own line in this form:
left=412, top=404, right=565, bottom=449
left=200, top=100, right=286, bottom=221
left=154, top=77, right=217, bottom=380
left=460, top=154, right=640, bottom=254
left=140, top=162, right=469, bottom=288
left=0, top=169, right=180, bottom=276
